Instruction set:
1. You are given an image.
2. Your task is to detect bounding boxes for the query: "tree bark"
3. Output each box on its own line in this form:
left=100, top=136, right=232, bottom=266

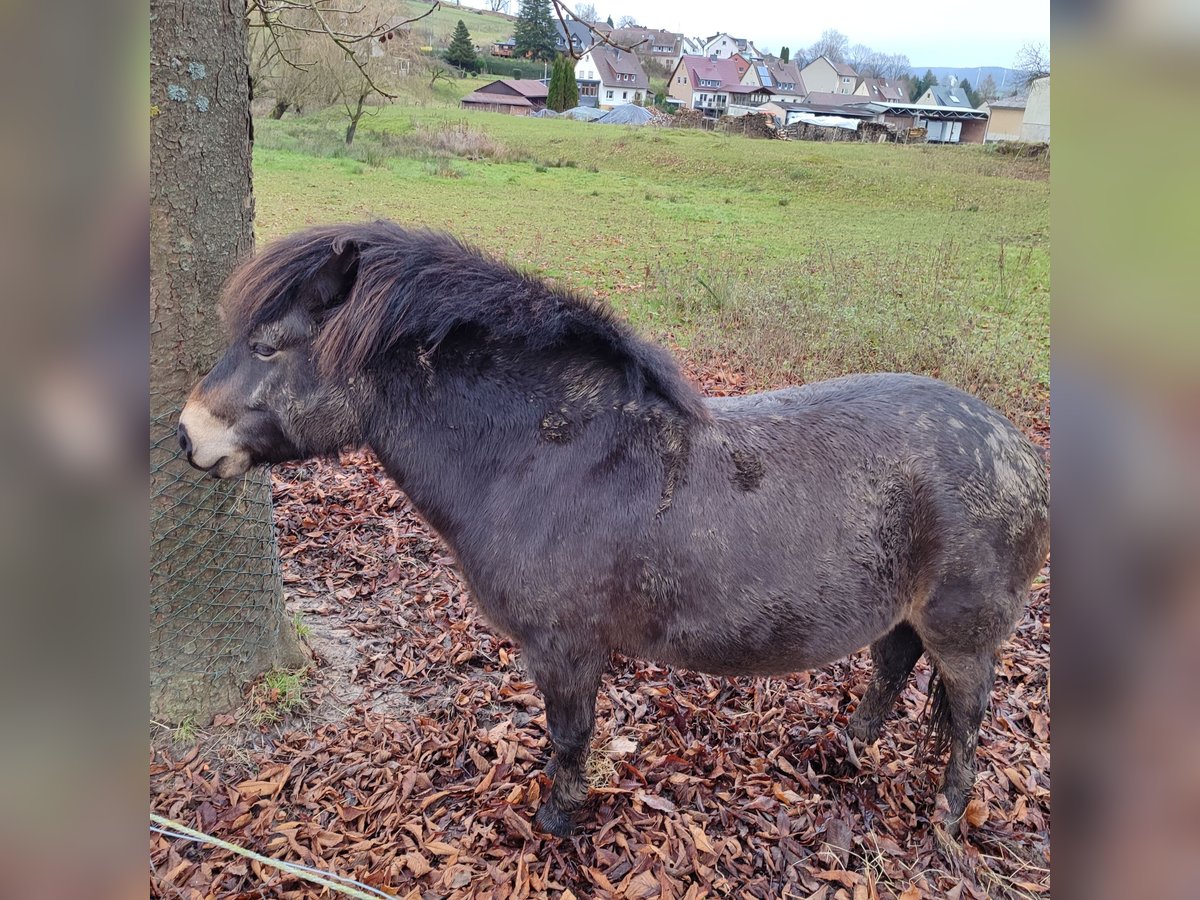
left=150, top=0, right=307, bottom=724
left=345, top=94, right=366, bottom=145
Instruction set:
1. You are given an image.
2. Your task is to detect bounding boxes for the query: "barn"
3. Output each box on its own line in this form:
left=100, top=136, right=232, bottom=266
left=459, top=79, right=549, bottom=116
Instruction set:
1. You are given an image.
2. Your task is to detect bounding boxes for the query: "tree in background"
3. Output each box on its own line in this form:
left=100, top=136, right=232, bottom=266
left=910, top=68, right=938, bottom=101
left=606, top=15, right=614, bottom=27
left=576, top=2, right=599, bottom=23
left=808, top=28, right=849, bottom=64
left=547, top=55, right=565, bottom=109
left=880, top=53, right=911, bottom=80
left=847, top=43, right=885, bottom=77
left=545, top=56, right=579, bottom=110
left=308, top=34, right=396, bottom=144
left=560, top=55, right=579, bottom=108
left=446, top=19, right=480, bottom=72
left=617, top=15, right=639, bottom=28
left=488, top=0, right=510, bottom=11
left=977, top=73, right=999, bottom=103
left=779, top=46, right=790, bottom=63
left=1015, top=41, right=1049, bottom=87
left=958, top=78, right=981, bottom=108
left=514, top=0, right=558, bottom=62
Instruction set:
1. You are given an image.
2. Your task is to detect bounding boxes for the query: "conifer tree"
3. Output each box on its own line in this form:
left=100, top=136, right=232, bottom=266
left=513, top=0, right=557, bottom=62
left=561, top=55, right=578, bottom=109
left=547, top=55, right=565, bottom=109
left=445, top=20, right=479, bottom=73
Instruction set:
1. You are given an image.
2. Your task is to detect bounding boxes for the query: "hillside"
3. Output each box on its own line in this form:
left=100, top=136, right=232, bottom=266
left=388, top=0, right=515, bottom=48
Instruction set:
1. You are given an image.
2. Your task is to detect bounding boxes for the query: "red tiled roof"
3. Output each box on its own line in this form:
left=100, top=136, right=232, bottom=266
left=681, top=54, right=745, bottom=90
left=502, top=79, right=550, bottom=98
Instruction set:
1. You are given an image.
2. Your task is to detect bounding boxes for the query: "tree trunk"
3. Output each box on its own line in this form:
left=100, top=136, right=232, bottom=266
left=150, top=0, right=307, bottom=724
left=270, top=99, right=289, bottom=119
left=345, top=94, right=366, bottom=145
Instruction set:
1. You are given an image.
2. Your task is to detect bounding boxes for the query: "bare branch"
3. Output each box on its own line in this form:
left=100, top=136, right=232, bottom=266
left=548, top=0, right=645, bottom=60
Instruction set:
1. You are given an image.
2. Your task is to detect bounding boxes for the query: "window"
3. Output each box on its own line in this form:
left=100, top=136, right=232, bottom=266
left=622, top=91, right=628, bottom=99
left=606, top=90, right=613, bottom=98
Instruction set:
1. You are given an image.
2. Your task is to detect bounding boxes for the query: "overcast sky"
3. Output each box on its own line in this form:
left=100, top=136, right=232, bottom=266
left=452, top=0, right=1050, bottom=68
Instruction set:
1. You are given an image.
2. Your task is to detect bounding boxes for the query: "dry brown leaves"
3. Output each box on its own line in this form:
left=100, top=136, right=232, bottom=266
left=151, top=361, right=1050, bottom=900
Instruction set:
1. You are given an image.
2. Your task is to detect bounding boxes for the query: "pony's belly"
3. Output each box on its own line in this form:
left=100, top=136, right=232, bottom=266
left=632, top=621, right=867, bottom=678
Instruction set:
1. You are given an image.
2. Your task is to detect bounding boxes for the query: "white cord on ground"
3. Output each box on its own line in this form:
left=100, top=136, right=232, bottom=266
left=150, top=813, right=397, bottom=900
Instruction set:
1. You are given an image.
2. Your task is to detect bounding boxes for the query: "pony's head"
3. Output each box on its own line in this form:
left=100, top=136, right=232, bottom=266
left=177, top=227, right=365, bottom=477
left=179, top=221, right=709, bottom=478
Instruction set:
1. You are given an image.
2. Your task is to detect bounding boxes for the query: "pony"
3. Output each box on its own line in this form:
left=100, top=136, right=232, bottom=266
left=178, top=221, right=1049, bottom=837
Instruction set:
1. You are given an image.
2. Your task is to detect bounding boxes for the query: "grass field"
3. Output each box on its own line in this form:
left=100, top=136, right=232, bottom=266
left=253, top=106, right=1049, bottom=424
left=391, top=0, right=516, bottom=47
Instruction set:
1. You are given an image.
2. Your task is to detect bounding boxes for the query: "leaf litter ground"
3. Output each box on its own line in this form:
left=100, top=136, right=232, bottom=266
left=151, top=360, right=1050, bottom=900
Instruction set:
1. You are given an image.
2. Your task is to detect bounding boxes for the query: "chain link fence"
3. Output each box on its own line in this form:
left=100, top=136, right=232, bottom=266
left=150, top=402, right=304, bottom=722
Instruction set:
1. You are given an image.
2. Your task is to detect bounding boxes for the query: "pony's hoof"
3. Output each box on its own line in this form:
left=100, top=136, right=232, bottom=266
left=847, top=712, right=880, bottom=744
left=534, top=802, right=575, bottom=838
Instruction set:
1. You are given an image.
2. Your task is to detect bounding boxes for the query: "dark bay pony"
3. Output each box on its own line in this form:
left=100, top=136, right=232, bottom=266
left=179, top=221, right=1049, bottom=838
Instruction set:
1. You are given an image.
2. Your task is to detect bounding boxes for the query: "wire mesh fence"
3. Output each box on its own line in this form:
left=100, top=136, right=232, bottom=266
left=150, top=402, right=303, bottom=721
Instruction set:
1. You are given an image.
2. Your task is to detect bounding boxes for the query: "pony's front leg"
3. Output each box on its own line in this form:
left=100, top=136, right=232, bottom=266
left=524, top=645, right=604, bottom=838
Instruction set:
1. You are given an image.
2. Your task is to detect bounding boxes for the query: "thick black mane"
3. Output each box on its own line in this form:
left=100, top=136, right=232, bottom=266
left=222, top=221, right=709, bottom=420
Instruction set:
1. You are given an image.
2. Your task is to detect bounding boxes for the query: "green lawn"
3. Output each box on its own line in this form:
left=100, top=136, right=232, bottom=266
left=253, top=106, right=1049, bottom=423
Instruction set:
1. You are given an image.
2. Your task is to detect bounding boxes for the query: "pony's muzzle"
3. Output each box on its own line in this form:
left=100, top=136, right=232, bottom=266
left=177, top=400, right=251, bottom=477
left=177, top=422, right=193, bottom=456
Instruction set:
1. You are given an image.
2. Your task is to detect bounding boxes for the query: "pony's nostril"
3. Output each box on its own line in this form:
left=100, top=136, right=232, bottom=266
left=177, top=423, right=192, bottom=455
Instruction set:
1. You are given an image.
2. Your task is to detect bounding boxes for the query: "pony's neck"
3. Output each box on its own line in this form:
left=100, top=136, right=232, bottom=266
left=363, top=342, right=656, bottom=552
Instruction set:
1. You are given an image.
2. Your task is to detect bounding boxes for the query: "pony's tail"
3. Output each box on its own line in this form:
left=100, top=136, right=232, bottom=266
left=922, top=665, right=953, bottom=757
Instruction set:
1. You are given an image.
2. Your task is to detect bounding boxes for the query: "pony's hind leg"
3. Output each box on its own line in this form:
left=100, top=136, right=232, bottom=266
left=925, top=653, right=996, bottom=821
left=915, top=579, right=1020, bottom=824
left=848, top=621, right=924, bottom=743
left=524, top=644, right=605, bottom=838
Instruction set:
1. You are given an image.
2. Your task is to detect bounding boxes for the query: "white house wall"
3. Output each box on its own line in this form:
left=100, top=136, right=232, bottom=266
left=1020, top=77, right=1050, bottom=142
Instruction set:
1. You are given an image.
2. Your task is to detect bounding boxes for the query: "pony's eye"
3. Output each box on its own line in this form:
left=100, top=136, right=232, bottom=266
left=251, top=342, right=278, bottom=359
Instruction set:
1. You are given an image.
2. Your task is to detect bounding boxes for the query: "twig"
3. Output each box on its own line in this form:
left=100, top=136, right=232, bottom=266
left=247, top=0, right=441, bottom=100
left=548, top=0, right=647, bottom=60
left=150, top=813, right=393, bottom=900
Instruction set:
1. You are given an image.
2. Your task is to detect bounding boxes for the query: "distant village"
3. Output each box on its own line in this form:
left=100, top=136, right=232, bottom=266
left=458, top=21, right=1049, bottom=145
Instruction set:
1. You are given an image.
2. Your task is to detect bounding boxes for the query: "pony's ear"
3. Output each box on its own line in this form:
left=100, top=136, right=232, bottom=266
left=308, top=238, right=360, bottom=313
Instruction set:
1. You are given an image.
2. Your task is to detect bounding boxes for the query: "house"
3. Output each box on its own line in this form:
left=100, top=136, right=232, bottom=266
left=666, top=54, right=752, bottom=117
left=741, top=57, right=806, bottom=103
left=575, top=44, right=651, bottom=109
left=554, top=18, right=596, bottom=55
left=608, top=27, right=686, bottom=67
left=800, top=55, right=858, bottom=94
left=459, top=79, right=548, bottom=115
left=681, top=36, right=705, bottom=56
left=982, top=94, right=1026, bottom=141
left=701, top=33, right=764, bottom=61
left=1020, top=76, right=1049, bottom=142
left=491, top=37, right=516, bottom=58
left=724, top=83, right=778, bottom=116
left=854, top=77, right=906, bottom=103
left=914, top=79, right=976, bottom=110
